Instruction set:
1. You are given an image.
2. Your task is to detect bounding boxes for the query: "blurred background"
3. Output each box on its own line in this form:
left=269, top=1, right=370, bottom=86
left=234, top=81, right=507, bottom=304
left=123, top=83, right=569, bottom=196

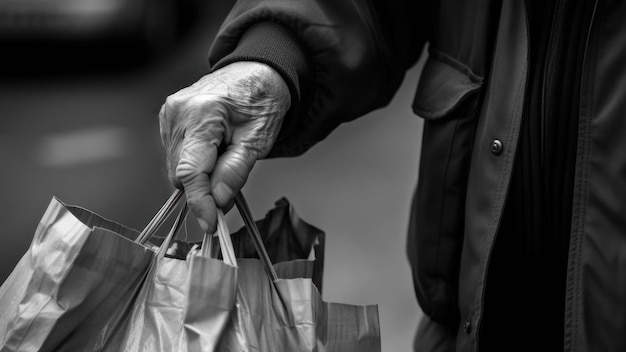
left=0, top=0, right=426, bottom=350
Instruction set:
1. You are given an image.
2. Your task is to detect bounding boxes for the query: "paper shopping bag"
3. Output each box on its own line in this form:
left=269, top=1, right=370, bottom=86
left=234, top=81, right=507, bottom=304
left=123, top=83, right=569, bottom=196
left=215, top=258, right=381, bottom=352
left=213, top=194, right=381, bottom=352
left=54, top=193, right=236, bottom=352
left=0, top=198, right=154, bottom=352
left=62, top=201, right=237, bottom=352
left=52, top=193, right=223, bottom=352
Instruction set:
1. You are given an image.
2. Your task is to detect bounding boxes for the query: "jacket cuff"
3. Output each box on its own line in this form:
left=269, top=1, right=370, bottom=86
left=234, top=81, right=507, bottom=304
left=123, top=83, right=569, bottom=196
left=210, top=22, right=313, bottom=142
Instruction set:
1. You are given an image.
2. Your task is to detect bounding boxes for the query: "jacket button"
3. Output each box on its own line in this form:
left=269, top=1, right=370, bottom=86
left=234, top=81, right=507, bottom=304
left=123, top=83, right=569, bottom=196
left=490, top=139, right=503, bottom=155
left=463, top=320, right=472, bottom=334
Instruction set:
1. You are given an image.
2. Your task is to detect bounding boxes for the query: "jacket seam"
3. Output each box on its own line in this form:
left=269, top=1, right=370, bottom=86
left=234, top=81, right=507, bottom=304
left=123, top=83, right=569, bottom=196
left=567, top=2, right=599, bottom=350
left=429, top=48, right=484, bottom=84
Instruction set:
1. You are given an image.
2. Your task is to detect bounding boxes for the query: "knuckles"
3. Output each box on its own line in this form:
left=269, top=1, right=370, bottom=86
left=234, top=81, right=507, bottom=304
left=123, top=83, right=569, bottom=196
left=158, top=63, right=288, bottom=192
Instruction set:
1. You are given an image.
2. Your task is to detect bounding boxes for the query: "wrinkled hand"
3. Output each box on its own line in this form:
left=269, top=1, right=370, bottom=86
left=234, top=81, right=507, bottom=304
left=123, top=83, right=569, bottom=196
left=159, top=61, right=290, bottom=233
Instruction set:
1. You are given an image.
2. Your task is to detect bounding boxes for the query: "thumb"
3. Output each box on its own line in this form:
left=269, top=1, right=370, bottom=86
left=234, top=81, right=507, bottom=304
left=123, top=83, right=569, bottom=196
left=210, top=143, right=256, bottom=208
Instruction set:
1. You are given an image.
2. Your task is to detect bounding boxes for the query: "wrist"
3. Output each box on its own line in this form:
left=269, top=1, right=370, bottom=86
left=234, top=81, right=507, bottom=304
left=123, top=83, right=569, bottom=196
left=209, top=22, right=312, bottom=140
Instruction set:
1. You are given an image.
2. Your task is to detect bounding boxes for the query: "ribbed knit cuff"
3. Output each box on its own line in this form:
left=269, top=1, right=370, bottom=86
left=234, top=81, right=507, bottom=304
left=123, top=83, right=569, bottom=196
left=210, top=22, right=313, bottom=140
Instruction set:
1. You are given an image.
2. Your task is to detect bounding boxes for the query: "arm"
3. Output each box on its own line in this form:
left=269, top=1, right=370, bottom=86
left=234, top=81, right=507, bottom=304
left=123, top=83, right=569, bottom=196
left=209, top=0, right=430, bottom=156
left=160, top=0, right=431, bottom=233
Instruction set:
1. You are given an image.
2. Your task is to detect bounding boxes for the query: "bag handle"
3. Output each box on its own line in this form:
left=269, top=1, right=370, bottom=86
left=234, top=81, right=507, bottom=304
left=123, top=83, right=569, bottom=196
left=234, top=192, right=278, bottom=281
left=135, top=188, right=236, bottom=265
left=137, top=189, right=273, bottom=278
left=157, top=202, right=189, bottom=258
left=199, top=209, right=237, bottom=267
left=136, top=189, right=184, bottom=244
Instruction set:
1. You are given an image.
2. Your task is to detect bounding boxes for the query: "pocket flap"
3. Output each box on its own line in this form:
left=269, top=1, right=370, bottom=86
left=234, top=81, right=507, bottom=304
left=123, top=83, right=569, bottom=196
left=412, top=49, right=483, bottom=120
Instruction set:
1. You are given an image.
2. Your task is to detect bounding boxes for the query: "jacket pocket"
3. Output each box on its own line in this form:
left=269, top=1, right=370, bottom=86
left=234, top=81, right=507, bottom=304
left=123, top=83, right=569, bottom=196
left=407, top=48, right=482, bottom=324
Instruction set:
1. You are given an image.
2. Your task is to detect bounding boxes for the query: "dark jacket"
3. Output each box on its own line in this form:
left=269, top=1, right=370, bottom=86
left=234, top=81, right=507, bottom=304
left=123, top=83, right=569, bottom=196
left=208, top=0, right=626, bottom=351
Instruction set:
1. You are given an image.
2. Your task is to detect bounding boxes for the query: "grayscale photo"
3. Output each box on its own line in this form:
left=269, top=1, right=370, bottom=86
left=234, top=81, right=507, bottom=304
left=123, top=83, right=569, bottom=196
left=0, top=1, right=623, bottom=351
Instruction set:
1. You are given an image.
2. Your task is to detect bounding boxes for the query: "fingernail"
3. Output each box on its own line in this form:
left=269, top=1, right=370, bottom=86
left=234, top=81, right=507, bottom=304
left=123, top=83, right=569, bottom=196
left=213, top=182, right=232, bottom=205
left=197, top=217, right=209, bottom=233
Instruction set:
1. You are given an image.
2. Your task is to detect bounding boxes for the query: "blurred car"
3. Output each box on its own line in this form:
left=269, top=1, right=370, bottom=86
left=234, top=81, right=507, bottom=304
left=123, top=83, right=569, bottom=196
left=0, top=0, right=200, bottom=58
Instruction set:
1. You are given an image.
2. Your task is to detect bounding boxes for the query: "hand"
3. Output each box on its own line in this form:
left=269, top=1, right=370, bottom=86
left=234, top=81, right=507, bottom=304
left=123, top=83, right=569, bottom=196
left=159, top=61, right=291, bottom=233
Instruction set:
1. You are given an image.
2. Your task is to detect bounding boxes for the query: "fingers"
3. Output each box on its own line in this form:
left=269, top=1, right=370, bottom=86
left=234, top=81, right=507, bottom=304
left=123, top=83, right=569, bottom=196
left=160, top=97, right=229, bottom=234
left=176, top=137, right=218, bottom=233
left=210, top=143, right=257, bottom=208
left=158, top=62, right=290, bottom=231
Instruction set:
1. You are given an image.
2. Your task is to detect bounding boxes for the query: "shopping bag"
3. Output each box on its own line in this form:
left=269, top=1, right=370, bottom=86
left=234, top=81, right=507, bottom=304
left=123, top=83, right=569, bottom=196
left=60, top=193, right=237, bottom=352
left=52, top=191, right=231, bottom=352
left=0, top=190, right=192, bottom=352
left=219, top=259, right=381, bottom=352
left=0, top=189, right=380, bottom=352
left=104, top=196, right=325, bottom=352
left=36, top=190, right=238, bottom=352
left=215, top=193, right=381, bottom=352
left=0, top=198, right=155, bottom=352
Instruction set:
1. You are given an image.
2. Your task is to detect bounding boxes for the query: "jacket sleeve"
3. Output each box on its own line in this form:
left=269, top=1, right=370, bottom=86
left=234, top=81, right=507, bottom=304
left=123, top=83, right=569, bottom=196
left=208, top=0, right=431, bottom=157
